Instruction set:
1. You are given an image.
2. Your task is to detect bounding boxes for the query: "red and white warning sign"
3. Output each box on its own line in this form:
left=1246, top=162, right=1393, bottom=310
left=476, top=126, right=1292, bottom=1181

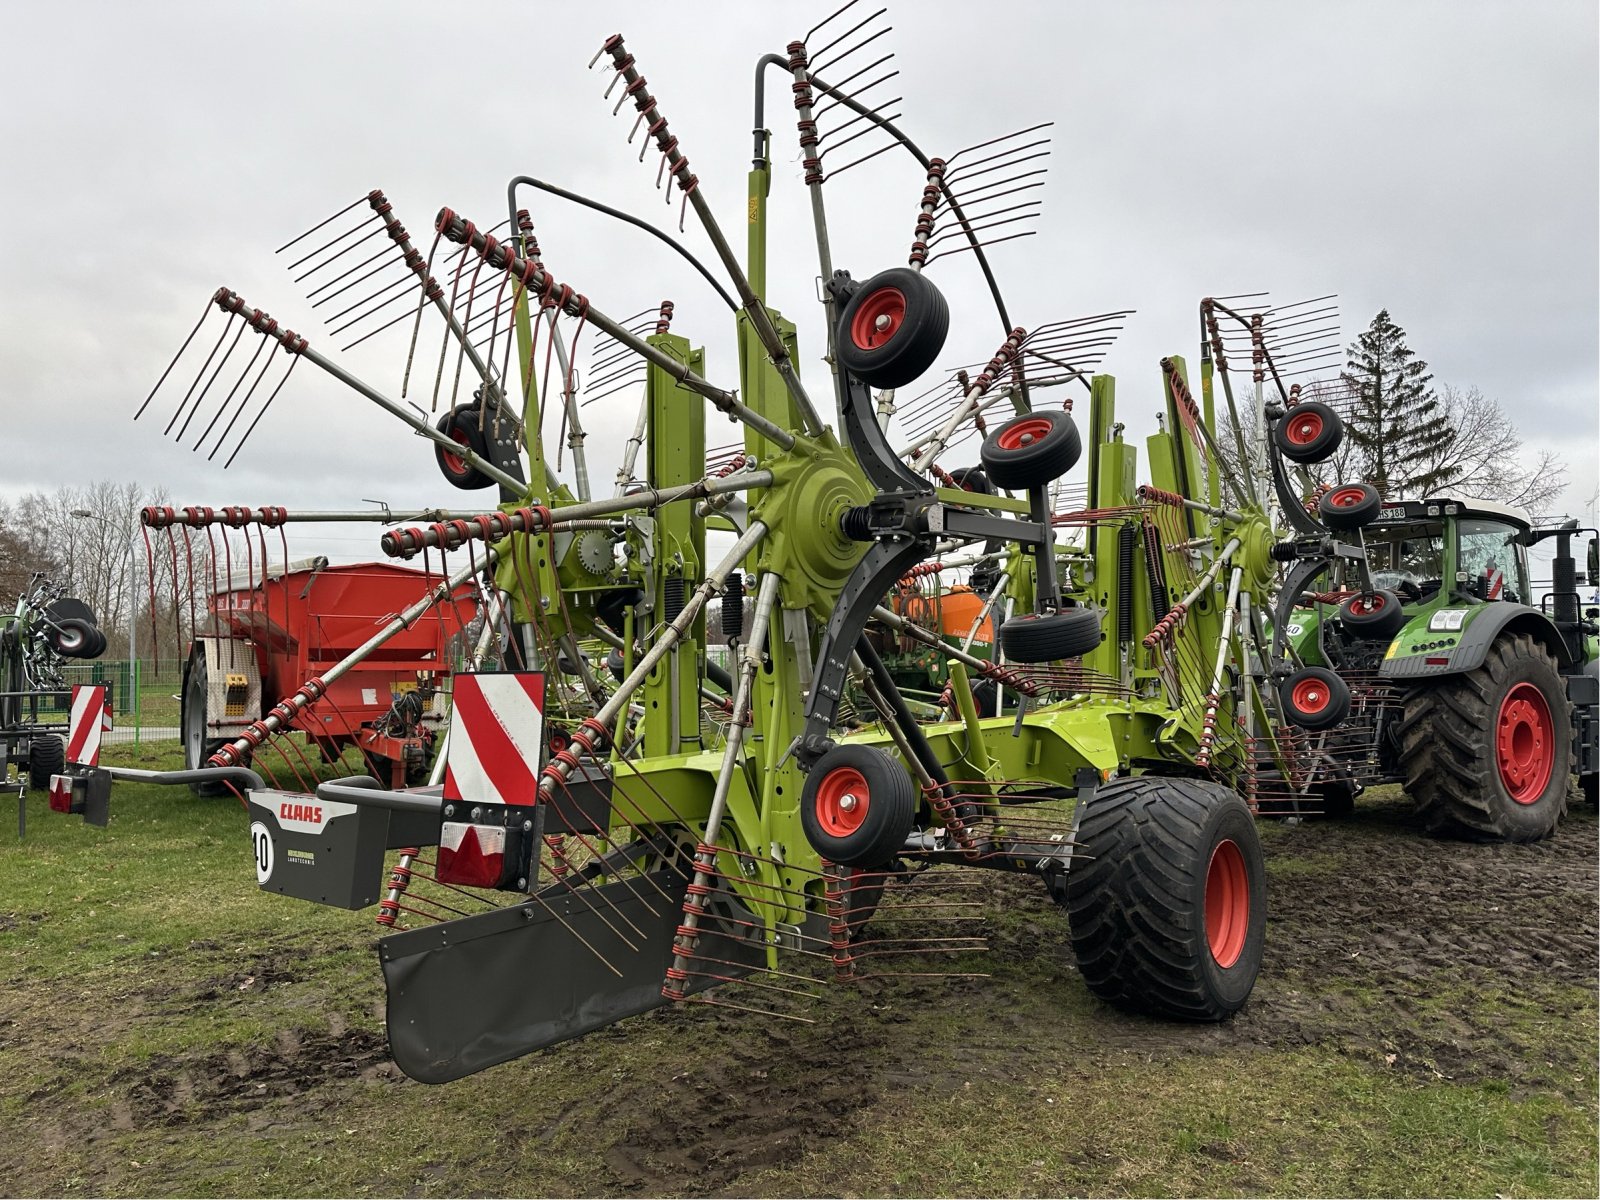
left=66, top=685, right=108, bottom=767
left=442, top=672, right=546, bottom=805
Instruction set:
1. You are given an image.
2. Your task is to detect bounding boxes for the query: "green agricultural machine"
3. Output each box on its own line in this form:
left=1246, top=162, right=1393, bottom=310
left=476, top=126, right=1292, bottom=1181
left=115, top=8, right=1385, bottom=1081
left=1267, top=472, right=1598, bottom=838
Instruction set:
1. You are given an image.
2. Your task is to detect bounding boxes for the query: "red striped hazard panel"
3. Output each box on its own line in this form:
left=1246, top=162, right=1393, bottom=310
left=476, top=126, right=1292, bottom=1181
left=442, top=672, right=546, bottom=805
left=67, top=685, right=108, bottom=767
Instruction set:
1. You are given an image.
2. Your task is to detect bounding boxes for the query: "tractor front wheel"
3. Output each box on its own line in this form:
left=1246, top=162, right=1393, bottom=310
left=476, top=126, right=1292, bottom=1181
left=1399, top=633, right=1571, bottom=841
left=1065, top=776, right=1266, bottom=1020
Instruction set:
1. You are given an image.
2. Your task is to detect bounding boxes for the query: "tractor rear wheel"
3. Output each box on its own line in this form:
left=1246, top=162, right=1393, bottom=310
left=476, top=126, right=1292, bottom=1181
left=27, top=734, right=65, bottom=791
left=1065, top=776, right=1266, bottom=1021
left=1399, top=633, right=1571, bottom=841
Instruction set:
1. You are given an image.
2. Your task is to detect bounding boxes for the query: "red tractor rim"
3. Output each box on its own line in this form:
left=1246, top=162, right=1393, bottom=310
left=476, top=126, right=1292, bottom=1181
left=815, top=766, right=871, bottom=837
left=849, top=287, right=907, bottom=351
left=1349, top=593, right=1384, bottom=615
left=1496, top=682, right=1554, bottom=804
left=1205, top=839, right=1249, bottom=968
left=1327, top=486, right=1368, bottom=508
left=1291, top=677, right=1330, bottom=715
left=1286, top=411, right=1323, bottom=445
left=441, top=429, right=473, bottom=475
left=997, top=416, right=1054, bottom=451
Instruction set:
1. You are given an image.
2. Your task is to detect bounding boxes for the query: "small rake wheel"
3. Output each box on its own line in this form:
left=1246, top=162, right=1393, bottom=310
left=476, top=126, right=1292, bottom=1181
left=1279, top=665, right=1351, bottom=730
left=434, top=405, right=496, bottom=490
left=836, top=267, right=950, bottom=389
left=980, top=409, right=1081, bottom=489
left=800, top=744, right=917, bottom=868
left=1066, top=776, right=1266, bottom=1021
left=1272, top=399, right=1343, bottom=463
left=1318, top=482, right=1382, bottom=531
left=1339, top=588, right=1406, bottom=640
left=999, top=607, right=1103, bottom=663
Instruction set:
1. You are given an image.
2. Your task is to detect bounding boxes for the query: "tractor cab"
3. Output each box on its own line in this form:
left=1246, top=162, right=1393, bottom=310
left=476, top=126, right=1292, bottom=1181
left=1363, top=496, right=1532, bottom=609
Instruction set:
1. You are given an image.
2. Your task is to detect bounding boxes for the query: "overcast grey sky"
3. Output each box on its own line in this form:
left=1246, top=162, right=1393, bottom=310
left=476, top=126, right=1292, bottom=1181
left=2, top=0, right=1595, bottom=564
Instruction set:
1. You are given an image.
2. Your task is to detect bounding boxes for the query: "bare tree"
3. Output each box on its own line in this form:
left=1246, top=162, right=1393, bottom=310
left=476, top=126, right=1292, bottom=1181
left=1408, top=384, right=1569, bottom=518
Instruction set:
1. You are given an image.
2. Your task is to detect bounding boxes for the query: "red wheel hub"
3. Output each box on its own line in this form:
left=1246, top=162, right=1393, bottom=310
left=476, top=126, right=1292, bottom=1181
left=1205, top=839, right=1249, bottom=968
left=1291, top=677, right=1330, bottom=715
left=1327, top=486, right=1367, bottom=508
left=1347, top=593, right=1384, bottom=615
left=1285, top=411, right=1323, bottom=445
left=849, top=287, right=907, bottom=351
left=441, top=429, right=473, bottom=475
left=815, top=766, right=871, bottom=837
left=1496, top=681, right=1554, bottom=804
left=997, top=417, right=1054, bottom=451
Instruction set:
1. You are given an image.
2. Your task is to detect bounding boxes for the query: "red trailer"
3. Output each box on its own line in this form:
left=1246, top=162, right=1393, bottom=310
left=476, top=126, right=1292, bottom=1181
left=181, top=557, right=477, bottom=788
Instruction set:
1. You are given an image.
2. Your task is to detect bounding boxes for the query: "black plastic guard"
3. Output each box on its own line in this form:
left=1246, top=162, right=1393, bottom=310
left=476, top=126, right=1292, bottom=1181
left=379, top=867, right=763, bottom=1083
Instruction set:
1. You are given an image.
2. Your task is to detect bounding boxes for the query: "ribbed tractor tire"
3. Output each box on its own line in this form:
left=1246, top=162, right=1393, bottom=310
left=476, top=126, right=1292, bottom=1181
left=835, top=267, right=950, bottom=389
left=979, top=409, right=1081, bottom=490
left=27, top=734, right=65, bottom=792
left=1065, top=776, right=1266, bottom=1021
left=1272, top=400, right=1343, bottom=464
left=1339, top=589, right=1406, bottom=640
left=800, top=744, right=917, bottom=868
left=434, top=405, right=496, bottom=490
left=999, top=607, right=1103, bottom=663
left=1279, top=665, right=1351, bottom=730
left=1318, top=482, right=1382, bottom=531
left=1398, top=633, right=1571, bottom=842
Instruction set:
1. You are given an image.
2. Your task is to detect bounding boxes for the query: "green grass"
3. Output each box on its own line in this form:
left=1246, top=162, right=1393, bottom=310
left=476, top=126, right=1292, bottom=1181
left=0, top=748, right=1595, bottom=1197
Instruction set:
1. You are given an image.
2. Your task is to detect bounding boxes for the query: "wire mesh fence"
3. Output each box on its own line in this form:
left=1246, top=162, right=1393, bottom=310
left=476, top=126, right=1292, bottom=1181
left=39, top=660, right=185, bottom=746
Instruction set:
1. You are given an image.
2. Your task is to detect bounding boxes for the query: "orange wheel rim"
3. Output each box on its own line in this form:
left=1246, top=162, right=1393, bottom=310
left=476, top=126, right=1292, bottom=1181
left=1497, top=682, right=1554, bottom=804
left=1285, top=411, right=1324, bottom=444
left=1205, top=839, right=1249, bottom=968
left=1327, top=486, right=1367, bottom=508
left=815, top=766, right=871, bottom=837
left=1291, top=677, right=1329, bottom=715
left=849, top=287, right=906, bottom=350
left=997, top=416, right=1053, bottom=451
left=441, top=429, right=473, bottom=474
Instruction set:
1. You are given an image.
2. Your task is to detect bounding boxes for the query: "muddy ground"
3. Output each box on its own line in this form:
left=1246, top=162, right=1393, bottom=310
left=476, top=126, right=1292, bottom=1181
left=1, top=784, right=1595, bottom=1196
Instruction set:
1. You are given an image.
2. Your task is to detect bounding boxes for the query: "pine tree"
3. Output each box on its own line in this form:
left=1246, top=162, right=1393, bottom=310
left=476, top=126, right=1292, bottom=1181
left=1341, top=309, right=1457, bottom=497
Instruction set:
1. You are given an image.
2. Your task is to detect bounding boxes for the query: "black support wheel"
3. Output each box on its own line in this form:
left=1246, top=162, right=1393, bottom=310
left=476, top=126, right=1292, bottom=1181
left=1339, top=589, right=1406, bottom=640
left=800, top=744, right=917, bottom=868
left=27, top=734, right=65, bottom=792
left=835, top=267, right=950, bottom=389
left=47, top=617, right=97, bottom=658
left=1317, top=482, right=1381, bottom=531
left=1272, top=400, right=1343, bottom=464
left=979, top=409, right=1081, bottom=490
left=1279, top=666, right=1351, bottom=730
left=1065, top=776, right=1266, bottom=1021
left=434, top=404, right=496, bottom=490
left=998, top=607, right=1103, bottom=663
left=1398, top=633, right=1571, bottom=841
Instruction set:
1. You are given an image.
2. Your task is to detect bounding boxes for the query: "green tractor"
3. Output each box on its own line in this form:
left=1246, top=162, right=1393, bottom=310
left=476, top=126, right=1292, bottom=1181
left=1268, top=452, right=1598, bottom=839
